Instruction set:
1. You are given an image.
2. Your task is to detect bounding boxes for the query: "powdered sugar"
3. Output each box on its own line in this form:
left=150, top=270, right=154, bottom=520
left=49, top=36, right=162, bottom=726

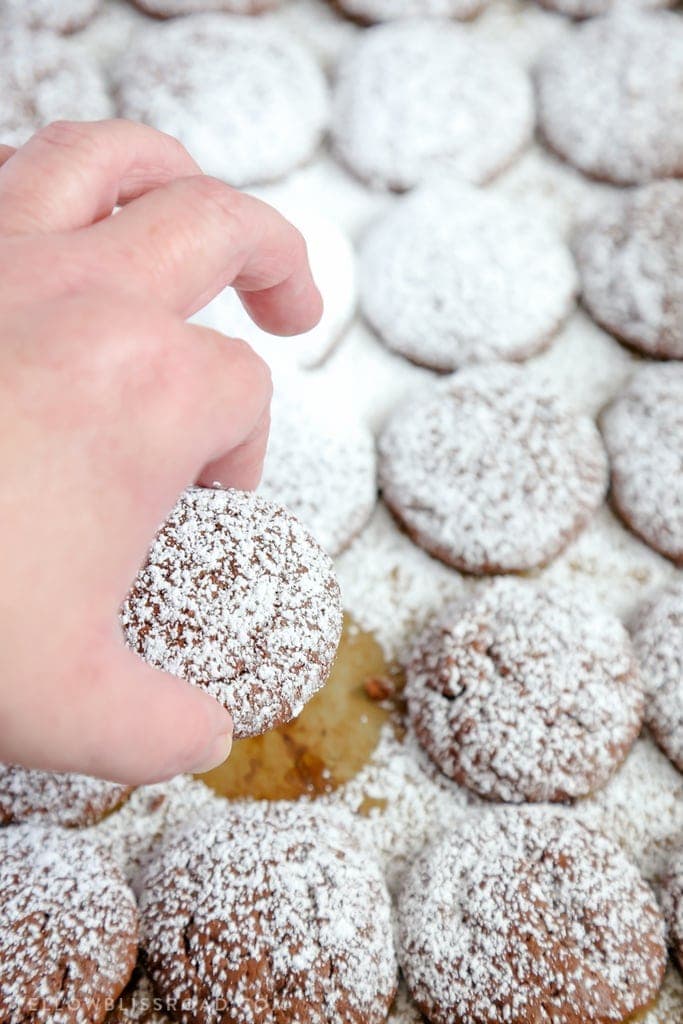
left=360, top=181, right=577, bottom=371
left=0, top=764, right=129, bottom=828
left=115, top=14, right=329, bottom=186
left=378, top=363, right=609, bottom=573
left=536, top=12, right=683, bottom=184
left=331, top=19, right=534, bottom=191
left=120, top=487, right=342, bottom=739
left=0, top=0, right=101, bottom=32
left=335, top=0, right=488, bottom=21
left=130, top=0, right=277, bottom=14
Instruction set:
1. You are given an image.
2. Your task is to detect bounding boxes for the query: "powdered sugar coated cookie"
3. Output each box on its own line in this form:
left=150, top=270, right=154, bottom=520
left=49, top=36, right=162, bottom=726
left=129, top=0, right=278, bottom=15
left=0, top=0, right=101, bottom=32
left=0, top=764, right=130, bottom=828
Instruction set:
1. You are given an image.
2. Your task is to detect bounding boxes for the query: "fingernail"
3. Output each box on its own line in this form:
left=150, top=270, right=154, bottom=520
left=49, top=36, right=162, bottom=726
left=191, top=731, right=233, bottom=774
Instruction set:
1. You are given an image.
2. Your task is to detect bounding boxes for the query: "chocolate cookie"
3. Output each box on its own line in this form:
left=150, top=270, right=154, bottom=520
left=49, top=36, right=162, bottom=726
left=0, top=28, right=113, bottom=148
left=406, top=581, right=643, bottom=802
left=378, top=365, right=609, bottom=574
left=631, top=584, right=683, bottom=774
left=397, top=810, right=666, bottom=1024
left=360, top=181, right=577, bottom=372
left=115, top=15, right=328, bottom=187
left=575, top=181, right=683, bottom=358
left=536, top=13, right=683, bottom=185
left=138, top=803, right=398, bottom=1024
left=120, top=488, right=343, bottom=739
left=259, top=395, right=377, bottom=558
left=129, top=0, right=277, bottom=15
left=0, top=764, right=130, bottom=827
left=0, top=824, right=139, bottom=1024
left=662, top=848, right=683, bottom=974
left=601, top=364, right=683, bottom=564
left=0, top=0, right=101, bottom=32
left=333, top=0, right=488, bottom=23
left=331, top=19, right=533, bottom=192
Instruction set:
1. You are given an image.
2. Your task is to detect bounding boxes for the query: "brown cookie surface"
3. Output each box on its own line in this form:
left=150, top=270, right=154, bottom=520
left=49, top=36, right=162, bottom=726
left=0, top=764, right=130, bottom=827
left=397, top=810, right=666, bottom=1024
left=0, top=824, right=139, bottom=1024
left=575, top=181, right=683, bottom=358
left=601, top=364, right=683, bottom=565
left=138, top=803, right=398, bottom=1024
left=378, top=364, right=608, bottom=574
left=406, top=581, right=643, bottom=802
left=121, top=488, right=343, bottom=740
left=631, top=584, right=683, bottom=774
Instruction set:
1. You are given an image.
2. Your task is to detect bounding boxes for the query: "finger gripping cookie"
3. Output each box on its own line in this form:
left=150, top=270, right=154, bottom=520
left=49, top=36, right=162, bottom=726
left=600, top=364, right=683, bottom=565
left=0, top=764, right=130, bottom=827
left=138, top=803, right=398, bottom=1024
left=575, top=181, right=683, bottom=358
left=120, top=488, right=343, bottom=740
left=378, top=364, right=609, bottom=574
left=406, top=580, right=643, bottom=802
left=331, top=19, right=533, bottom=191
left=0, top=824, right=139, bottom=1024
left=360, top=182, right=577, bottom=372
left=397, top=811, right=667, bottom=1024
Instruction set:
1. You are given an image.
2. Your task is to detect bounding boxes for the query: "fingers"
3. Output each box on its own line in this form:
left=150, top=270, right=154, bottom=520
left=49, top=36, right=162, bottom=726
left=0, top=119, right=202, bottom=236
left=0, top=632, right=233, bottom=785
left=0, top=144, right=16, bottom=169
left=80, top=175, right=323, bottom=328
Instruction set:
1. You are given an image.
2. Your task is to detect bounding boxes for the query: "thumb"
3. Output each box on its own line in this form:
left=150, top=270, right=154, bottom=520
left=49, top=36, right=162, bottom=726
left=3, top=640, right=233, bottom=786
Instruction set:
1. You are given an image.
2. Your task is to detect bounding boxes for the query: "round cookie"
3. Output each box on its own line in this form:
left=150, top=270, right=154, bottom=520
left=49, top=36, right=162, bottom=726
left=0, top=28, right=113, bottom=148
left=116, top=15, right=328, bottom=187
left=333, top=0, right=488, bottom=23
left=575, top=181, right=683, bottom=358
left=0, top=824, right=138, bottom=1024
left=378, top=364, right=609, bottom=574
left=0, top=764, right=130, bottom=827
left=397, top=810, right=667, bottom=1024
left=129, top=0, right=278, bottom=15
left=138, top=802, right=398, bottom=1024
left=331, top=19, right=534, bottom=192
left=631, top=584, right=683, bottom=775
left=406, top=581, right=643, bottom=803
left=536, top=13, right=683, bottom=185
left=0, top=0, right=101, bottom=32
left=601, top=364, right=683, bottom=565
left=193, top=208, right=356, bottom=370
left=120, top=487, right=343, bottom=739
left=360, top=182, right=577, bottom=372
left=259, top=394, right=377, bottom=558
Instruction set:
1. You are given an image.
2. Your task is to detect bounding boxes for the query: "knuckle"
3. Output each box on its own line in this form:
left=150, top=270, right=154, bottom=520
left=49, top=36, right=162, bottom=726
left=33, top=119, right=95, bottom=153
left=187, top=175, right=242, bottom=227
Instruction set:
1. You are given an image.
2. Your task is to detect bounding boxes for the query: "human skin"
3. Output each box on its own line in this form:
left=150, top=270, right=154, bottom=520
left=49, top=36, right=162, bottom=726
left=0, top=119, right=322, bottom=785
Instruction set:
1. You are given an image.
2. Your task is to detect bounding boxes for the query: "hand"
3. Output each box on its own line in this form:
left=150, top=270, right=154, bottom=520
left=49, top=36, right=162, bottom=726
left=0, top=119, right=322, bottom=785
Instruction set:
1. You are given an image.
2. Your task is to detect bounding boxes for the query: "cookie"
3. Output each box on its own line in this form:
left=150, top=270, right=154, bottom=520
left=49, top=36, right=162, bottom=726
left=575, top=181, right=683, bottom=359
left=259, top=394, right=377, bottom=557
left=129, top=0, right=277, bottom=15
left=331, top=19, right=533, bottom=192
left=138, top=803, right=398, bottom=1024
left=378, top=364, right=609, bottom=574
left=601, top=364, right=683, bottom=565
left=631, top=584, right=683, bottom=775
left=0, top=764, right=130, bottom=827
left=397, top=810, right=666, bottom=1024
left=116, top=15, right=328, bottom=187
left=120, top=487, right=343, bottom=739
left=0, top=824, right=139, bottom=1024
left=0, top=28, right=113, bottom=148
left=662, top=848, right=683, bottom=974
left=0, top=0, right=101, bottom=32
left=536, top=13, right=683, bottom=185
left=360, top=182, right=577, bottom=372
left=406, top=581, right=643, bottom=803
left=333, top=0, right=488, bottom=23
left=193, top=208, right=356, bottom=370
left=535, top=0, right=673, bottom=18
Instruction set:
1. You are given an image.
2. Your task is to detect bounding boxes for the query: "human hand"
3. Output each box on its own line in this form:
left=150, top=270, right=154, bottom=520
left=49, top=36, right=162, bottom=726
left=0, top=119, right=322, bottom=785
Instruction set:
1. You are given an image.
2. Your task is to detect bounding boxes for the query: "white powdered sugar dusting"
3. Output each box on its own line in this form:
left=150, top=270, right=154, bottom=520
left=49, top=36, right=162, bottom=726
left=601, top=363, right=683, bottom=565
left=359, top=180, right=577, bottom=371
left=130, top=0, right=278, bottom=14
left=0, top=824, right=138, bottom=1024
left=397, top=809, right=667, bottom=1024
left=137, top=802, right=397, bottom=1024
left=0, top=764, right=129, bottom=828
left=536, top=12, right=683, bottom=185
left=0, top=0, right=101, bottom=33
left=405, top=579, right=643, bottom=802
left=120, top=488, right=343, bottom=739
left=115, top=14, right=329, bottom=186
left=378, top=363, right=609, bottom=574
left=331, top=19, right=534, bottom=191
left=335, top=0, right=489, bottom=21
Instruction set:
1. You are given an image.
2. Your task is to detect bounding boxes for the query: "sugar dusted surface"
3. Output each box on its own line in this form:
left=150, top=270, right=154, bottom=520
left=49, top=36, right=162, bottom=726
left=0, top=764, right=129, bottom=828
left=0, top=0, right=101, bottom=32
left=336, top=0, right=488, bottom=21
